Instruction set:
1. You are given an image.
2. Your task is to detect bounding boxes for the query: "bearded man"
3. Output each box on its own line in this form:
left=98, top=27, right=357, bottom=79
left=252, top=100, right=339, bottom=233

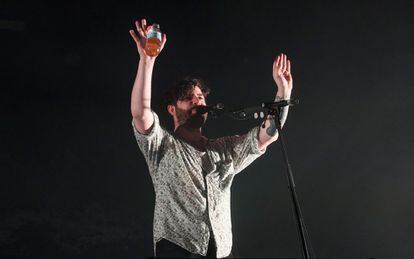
left=129, top=19, right=292, bottom=258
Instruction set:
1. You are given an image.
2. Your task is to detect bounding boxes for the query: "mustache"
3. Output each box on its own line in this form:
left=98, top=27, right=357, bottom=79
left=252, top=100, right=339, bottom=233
left=175, top=106, right=207, bottom=129
left=189, top=105, right=208, bottom=116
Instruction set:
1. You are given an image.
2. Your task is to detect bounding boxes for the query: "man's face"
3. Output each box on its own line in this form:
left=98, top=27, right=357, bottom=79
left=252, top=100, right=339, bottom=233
left=174, top=86, right=207, bottom=129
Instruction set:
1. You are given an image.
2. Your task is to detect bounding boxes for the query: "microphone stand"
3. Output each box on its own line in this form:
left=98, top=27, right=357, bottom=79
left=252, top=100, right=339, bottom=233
left=219, top=99, right=312, bottom=258
left=265, top=100, right=311, bottom=259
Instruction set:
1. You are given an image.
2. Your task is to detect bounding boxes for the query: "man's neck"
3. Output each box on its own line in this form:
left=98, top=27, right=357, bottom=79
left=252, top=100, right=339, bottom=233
left=174, top=125, right=207, bottom=150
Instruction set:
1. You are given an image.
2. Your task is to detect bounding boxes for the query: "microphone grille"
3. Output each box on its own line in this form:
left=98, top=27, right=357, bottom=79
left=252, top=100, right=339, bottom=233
left=215, top=103, right=224, bottom=109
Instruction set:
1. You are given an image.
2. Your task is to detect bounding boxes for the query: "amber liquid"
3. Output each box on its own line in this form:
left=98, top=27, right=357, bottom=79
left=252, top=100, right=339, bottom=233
left=145, top=37, right=162, bottom=57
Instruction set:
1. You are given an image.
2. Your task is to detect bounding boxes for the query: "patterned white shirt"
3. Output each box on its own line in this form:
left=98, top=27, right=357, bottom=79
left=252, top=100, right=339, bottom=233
left=132, top=111, right=265, bottom=258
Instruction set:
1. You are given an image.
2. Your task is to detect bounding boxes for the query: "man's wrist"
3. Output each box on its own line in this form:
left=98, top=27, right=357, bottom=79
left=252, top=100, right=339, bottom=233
left=139, top=56, right=156, bottom=65
left=276, top=89, right=291, bottom=100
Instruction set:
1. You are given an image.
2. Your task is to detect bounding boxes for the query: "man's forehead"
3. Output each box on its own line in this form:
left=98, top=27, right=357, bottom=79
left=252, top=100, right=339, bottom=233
left=183, top=86, right=202, bottom=96
left=192, top=86, right=203, bottom=95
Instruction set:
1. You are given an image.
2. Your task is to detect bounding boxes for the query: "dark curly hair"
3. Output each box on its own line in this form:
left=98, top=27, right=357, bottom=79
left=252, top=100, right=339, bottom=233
left=164, top=77, right=210, bottom=107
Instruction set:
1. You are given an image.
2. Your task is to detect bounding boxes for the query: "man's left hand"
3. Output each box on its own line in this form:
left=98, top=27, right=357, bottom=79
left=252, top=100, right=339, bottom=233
left=273, top=53, right=293, bottom=96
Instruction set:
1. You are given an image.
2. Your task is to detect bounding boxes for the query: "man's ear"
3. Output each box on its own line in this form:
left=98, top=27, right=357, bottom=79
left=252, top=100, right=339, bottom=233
left=167, top=104, right=175, bottom=116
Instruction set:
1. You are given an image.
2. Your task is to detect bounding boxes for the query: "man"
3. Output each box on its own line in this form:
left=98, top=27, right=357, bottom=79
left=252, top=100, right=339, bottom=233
left=129, top=19, right=292, bottom=258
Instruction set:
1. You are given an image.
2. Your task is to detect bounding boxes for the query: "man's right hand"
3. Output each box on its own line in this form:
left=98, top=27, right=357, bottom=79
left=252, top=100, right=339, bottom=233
left=129, top=18, right=167, bottom=61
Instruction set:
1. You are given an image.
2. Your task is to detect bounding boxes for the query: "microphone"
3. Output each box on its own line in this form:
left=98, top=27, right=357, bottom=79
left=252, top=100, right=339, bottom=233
left=230, top=98, right=299, bottom=120
left=192, top=103, right=225, bottom=117
left=262, top=99, right=299, bottom=109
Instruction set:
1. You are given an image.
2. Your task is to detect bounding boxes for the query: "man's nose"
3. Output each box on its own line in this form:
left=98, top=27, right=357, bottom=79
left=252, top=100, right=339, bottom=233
left=191, top=95, right=201, bottom=105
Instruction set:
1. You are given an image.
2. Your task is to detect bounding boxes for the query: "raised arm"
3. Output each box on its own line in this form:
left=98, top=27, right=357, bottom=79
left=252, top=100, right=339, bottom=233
left=257, top=53, right=293, bottom=151
left=129, top=19, right=167, bottom=134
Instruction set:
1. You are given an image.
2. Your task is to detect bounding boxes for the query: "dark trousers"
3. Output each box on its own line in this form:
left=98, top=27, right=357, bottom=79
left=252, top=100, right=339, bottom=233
left=156, top=232, right=232, bottom=258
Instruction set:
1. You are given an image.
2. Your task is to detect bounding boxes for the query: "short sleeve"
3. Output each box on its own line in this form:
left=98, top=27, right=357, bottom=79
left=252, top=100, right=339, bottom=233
left=225, top=126, right=266, bottom=174
left=132, top=111, right=168, bottom=172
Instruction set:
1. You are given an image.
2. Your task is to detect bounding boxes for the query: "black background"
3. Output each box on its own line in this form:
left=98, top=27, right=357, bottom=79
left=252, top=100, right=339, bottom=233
left=1, top=0, right=414, bottom=258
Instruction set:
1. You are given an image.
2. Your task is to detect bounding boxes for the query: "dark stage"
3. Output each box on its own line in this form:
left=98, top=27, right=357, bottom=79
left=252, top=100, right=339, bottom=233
left=1, top=1, right=414, bottom=258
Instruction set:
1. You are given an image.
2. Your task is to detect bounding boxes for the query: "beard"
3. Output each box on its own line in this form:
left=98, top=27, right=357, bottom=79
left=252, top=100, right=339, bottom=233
left=176, top=107, right=207, bottom=129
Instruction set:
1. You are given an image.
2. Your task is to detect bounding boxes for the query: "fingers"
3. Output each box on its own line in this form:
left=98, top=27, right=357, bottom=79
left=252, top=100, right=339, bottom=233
left=135, top=20, right=146, bottom=38
left=129, top=30, right=139, bottom=42
left=141, top=19, right=152, bottom=36
left=273, top=53, right=292, bottom=79
left=276, top=53, right=285, bottom=75
left=287, top=59, right=291, bottom=74
left=275, top=53, right=291, bottom=72
left=281, top=53, right=287, bottom=72
left=131, top=18, right=167, bottom=54
left=133, top=19, right=155, bottom=37
left=275, top=54, right=284, bottom=70
left=159, top=33, right=167, bottom=52
left=142, top=18, right=147, bottom=31
left=275, top=55, right=281, bottom=67
left=146, top=25, right=153, bottom=34
left=129, top=29, right=144, bottom=49
left=273, top=55, right=279, bottom=75
left=131, top=18, right=149, bottom=49
left=160, top=33, right=167, bottom=49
